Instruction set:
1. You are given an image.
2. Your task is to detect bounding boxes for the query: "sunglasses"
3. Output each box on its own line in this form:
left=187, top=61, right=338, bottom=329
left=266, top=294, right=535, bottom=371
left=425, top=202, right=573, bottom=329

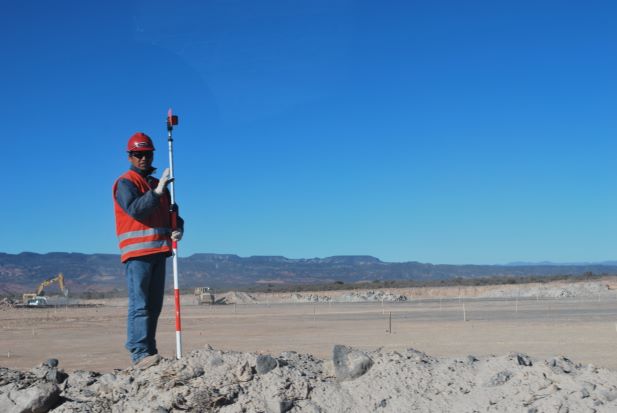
left=130, top=151, right=153, bottom=159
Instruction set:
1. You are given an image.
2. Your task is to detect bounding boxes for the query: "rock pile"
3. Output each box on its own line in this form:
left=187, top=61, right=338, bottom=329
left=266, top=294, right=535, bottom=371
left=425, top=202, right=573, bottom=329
left=478, top=281, right=613, bottom=299
left=252, top=290, right=410, bottom=304
left=0, top=297, right=17, bottom=309
left=290, top=293, right=331, bottom=303
left=339, top=290, right=408, bottom=302
left=2, top=345, right=617, bottom=412
left=218, top=292, right=259, bottom=305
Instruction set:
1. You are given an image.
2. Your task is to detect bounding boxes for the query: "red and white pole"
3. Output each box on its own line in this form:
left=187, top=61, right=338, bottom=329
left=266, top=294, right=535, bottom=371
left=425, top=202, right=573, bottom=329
left=166, top=108, right=182, bottom=359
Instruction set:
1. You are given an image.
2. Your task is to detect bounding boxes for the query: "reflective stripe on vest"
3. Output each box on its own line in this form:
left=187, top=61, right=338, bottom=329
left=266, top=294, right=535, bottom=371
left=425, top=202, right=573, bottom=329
left=117, top=227, right=171, bottom=243
left=113, top=169, right=173, bottom=262
left=120, top=240, right=172, bottom=256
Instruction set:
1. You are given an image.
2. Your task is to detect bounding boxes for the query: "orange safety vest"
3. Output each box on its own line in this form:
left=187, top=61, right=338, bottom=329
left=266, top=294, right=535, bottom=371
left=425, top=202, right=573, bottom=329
left=112, top=169, right=172, bottom=262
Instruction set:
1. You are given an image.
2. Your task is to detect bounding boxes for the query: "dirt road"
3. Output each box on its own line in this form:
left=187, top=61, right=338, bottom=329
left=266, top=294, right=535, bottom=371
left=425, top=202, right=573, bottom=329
left=2, top=294, right=617, bottom=372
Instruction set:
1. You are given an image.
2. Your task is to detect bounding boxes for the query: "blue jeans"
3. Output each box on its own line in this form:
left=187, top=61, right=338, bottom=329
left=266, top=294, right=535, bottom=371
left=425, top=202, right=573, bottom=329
left=125, top=254, right=167, bottom=363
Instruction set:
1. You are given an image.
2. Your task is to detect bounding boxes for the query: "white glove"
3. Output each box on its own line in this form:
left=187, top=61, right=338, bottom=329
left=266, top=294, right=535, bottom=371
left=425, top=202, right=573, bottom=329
left=171, top=229, right=183, bottom=241
left=154, top=168, right=173, bottom=196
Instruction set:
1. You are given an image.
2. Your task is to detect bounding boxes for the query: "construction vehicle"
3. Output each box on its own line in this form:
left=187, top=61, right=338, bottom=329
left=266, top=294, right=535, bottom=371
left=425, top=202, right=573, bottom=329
left=194, top=287, right=215, bottom=305
left=22, top=273, right=69, bottom=306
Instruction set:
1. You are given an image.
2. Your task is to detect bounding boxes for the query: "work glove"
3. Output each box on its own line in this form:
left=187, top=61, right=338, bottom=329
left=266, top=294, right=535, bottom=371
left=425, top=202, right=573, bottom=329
left=154, top=168, right=173, bottom=196
left=171, top=229, right=183, bottom=241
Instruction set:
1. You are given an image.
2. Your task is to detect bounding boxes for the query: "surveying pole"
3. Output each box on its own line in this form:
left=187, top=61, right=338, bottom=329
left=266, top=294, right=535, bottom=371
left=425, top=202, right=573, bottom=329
left=166, top=108, right=183, bottom=359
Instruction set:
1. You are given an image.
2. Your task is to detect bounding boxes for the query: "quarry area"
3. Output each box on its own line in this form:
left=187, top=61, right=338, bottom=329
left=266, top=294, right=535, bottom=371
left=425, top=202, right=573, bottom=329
left=2, top=278, right=617, bottom=412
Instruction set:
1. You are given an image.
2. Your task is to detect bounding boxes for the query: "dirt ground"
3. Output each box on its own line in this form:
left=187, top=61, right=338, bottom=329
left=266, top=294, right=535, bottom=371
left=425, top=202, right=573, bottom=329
left=2, top=289, right=617, bottom=373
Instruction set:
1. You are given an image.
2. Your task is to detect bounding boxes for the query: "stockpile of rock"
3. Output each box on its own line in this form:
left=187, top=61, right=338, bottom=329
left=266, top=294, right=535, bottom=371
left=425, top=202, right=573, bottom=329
left=339, top=290, right=408, bottom=302
left=290, top=293, right=331, bottom=303
left=217, top=292, right=259, bottom=305
left=3, top=345, right=617, bottom=412
left=478, top=281, right=614, bottom=299
left=0, top=297, right=17, bottom=309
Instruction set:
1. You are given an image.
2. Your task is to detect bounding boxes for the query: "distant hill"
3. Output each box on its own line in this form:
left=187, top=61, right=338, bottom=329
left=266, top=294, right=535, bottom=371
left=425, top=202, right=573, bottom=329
left=1, top=252, right=617, bottom=294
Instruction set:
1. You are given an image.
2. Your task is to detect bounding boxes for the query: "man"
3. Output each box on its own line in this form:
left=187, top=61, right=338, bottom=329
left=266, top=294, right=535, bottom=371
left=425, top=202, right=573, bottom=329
left=112, top=132, right=184, bottom=368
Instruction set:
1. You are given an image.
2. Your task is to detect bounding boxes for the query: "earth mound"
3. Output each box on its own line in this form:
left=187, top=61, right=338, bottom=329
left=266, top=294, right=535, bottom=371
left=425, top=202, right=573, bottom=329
left=2, top=346, right=617, bottom=412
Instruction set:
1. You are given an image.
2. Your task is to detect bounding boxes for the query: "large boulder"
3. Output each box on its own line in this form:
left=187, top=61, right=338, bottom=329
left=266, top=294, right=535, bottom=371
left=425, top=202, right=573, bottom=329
left=256, top=355, right=278, bottom=375
left=332, top=345, right=373, bottom=381
left=0, top=382, right=60, bottom=413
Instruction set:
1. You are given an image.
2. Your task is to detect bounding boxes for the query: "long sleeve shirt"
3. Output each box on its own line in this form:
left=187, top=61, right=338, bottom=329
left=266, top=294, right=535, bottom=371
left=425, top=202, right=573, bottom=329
left=115, top=166, right=184, bottom=229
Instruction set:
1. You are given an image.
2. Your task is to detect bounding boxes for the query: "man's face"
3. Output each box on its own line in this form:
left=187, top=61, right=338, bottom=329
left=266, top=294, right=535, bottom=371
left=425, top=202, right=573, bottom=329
left=128, top=151, right=154, bottom=171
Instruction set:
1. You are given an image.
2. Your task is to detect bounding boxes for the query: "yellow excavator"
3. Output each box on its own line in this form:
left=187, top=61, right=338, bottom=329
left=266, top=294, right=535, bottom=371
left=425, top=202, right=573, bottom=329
left=22, top=273, right=69, bottom=306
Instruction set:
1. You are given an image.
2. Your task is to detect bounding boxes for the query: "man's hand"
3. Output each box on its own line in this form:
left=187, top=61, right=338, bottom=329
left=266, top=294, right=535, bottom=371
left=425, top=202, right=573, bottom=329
left=171, top=229, right=183, bottom=241
left=154, top=168, right=174, bottom=196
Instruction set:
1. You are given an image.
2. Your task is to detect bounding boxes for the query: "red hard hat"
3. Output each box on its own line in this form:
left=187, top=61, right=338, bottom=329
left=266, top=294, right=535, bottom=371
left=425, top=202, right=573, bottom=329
left=127, top=132, right=155, bottom=152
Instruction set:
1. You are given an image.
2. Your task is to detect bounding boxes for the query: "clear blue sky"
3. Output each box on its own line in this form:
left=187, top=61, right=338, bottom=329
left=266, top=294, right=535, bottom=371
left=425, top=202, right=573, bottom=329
left=1, top=1, right=616, bottom=264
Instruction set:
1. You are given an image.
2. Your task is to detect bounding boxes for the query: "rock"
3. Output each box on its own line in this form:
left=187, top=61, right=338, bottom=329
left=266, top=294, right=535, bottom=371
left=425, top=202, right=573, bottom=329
left=0, top=394, right=14, bottom=413
left=0, top=382, right=60, bottom=413
left=236, top=361, right=253, bottom=382
left=94, top=372, right=118, bottom=394
left=582, top=382, right=596, bottom=392
left=266, top=398, right=294, bottom=413
left=30, top=366, right=50, bottom=380
left=515, top=353, right=533, bottom=367
left=600, top=389, right=617, bottom=402
left=65, top=370, right=99, bottom=389
left=487, top=370, right=512, bottom=386
left=99, top=372, right=117, bottom=383
left=332, top=345, right=373, bottom=381
left=280, top=351, right=298, bottom=358
left=209, top=357, right=224, bottom=367
left=256, top=355, right=278, bottom=375
left=186, top=388, right=228, bottom=411
left=279, top=400, right=294, bottom=413
left=45, top=367, right=68, bottom=384
left=466, top=355, right=478, bottom=365
left=293, top=400, right=322, bottom=413
left=406, top=348, right=432, bottom=364
left=549, top=357, right=576, bottom=374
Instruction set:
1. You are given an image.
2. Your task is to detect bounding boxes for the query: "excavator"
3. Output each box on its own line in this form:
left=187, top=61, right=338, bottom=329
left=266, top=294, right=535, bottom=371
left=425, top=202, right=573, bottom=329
left=22, top=273, right=69, bottom=306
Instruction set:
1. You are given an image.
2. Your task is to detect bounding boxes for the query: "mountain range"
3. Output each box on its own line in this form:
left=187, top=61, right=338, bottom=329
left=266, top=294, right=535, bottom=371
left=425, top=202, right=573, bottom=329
left=2, top=252, right=617, bottom=294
